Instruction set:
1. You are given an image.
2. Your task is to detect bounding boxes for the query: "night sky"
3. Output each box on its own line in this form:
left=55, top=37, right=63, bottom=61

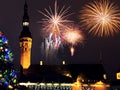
left=0, top=0, right=120, bottom=80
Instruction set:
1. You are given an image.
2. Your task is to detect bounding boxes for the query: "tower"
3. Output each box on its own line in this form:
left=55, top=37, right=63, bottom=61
left=19, top=1, right=32, bottom=70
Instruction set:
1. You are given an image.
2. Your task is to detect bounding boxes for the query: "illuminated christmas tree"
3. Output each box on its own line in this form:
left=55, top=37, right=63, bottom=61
left=0, top=31, right=17, bottom=89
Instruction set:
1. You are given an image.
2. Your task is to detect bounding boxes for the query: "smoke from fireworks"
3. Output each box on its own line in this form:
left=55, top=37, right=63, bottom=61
left=80, top=0, right=120, bottom=37
left=63, top=26, right=84, bottom=56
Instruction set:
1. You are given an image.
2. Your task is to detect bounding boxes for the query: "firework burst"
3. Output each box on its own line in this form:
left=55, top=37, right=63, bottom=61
left=39, top=1, right=72, bottom=49
left=63, top=26, right=84, bottom=56
left=80, top=0, right=120, bottom=37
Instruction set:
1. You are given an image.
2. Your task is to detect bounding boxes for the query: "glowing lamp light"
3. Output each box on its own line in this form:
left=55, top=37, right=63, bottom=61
left=62, top=60, right=65, bottom=65
left=47, top=83, right=52, bottom=86
left=103, top=74, right=107, bottom=80
left=23, top=22, right=29, bottom=26
left=40, top=60, right=43, bottom=65
left=66, top=73, right=72, bottom=78
left=53, top=83, right=59, bottom=86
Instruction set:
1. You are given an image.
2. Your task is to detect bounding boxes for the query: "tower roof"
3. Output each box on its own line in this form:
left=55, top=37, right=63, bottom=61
left=19, top=1, right=32, bottom=39
left=23, top=1, right=29, bottom=22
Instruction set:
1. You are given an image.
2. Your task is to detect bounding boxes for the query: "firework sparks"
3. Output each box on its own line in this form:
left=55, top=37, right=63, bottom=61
left=70, top=46, right=75, bottom=56
left=63, top=26, right=84, bottom=45
left=63, top=26, right=84, bottom=56
left=39, top=1, right=72, bottom=49
left=80, top=0, right=120, bottom=37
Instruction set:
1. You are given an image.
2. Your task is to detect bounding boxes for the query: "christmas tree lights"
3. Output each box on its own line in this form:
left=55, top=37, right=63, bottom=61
left=0, top=31, right=17, bottom=89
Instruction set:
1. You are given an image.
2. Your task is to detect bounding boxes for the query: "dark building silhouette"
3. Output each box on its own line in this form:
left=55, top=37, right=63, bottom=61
left=19, top=64, right=106, bottom=84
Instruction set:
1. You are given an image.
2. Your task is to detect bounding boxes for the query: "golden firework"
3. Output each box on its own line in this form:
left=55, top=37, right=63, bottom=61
left=80, top=0, right=120, bottom=37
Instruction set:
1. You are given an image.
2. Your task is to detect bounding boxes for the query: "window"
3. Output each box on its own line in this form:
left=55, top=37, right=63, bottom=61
left=116, top=72, right=120, bottom=79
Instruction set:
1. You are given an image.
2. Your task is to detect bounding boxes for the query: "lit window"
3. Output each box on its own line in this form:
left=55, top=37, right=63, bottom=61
left=103, top=74, right=107, bottom=79
left=40, top=61, right=43, bottom=65
left=62, top=61, right=65, bottom=65
left=116, top=72, right=120, bottom=79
